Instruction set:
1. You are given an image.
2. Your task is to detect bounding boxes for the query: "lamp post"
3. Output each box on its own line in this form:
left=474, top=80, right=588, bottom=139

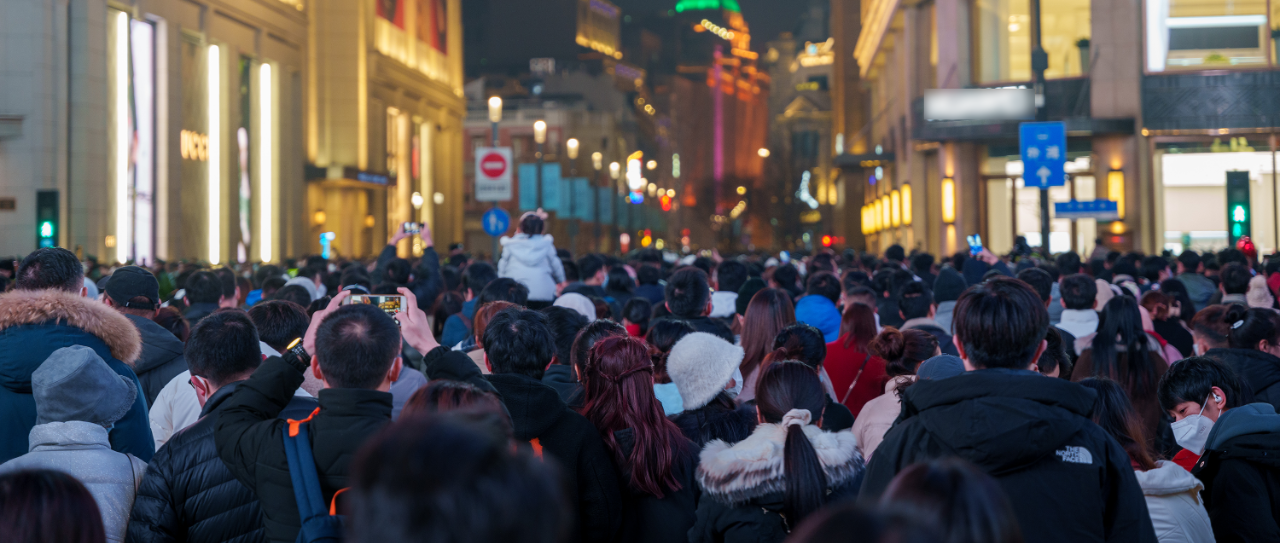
left=534, top=120, right=547, bottom=211
left=592, top=151, right=603, bottom=251
left=610, top=161, right=621, bottom=249
left=488, top=96, right=503, bottom=261
left=567, top=138, right=579, bottom=252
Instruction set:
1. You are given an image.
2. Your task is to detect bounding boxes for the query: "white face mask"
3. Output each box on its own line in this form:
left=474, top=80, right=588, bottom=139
left=725, top=367, right=744, bottom=399
left=1193, top=343, right=1203, bottom=356
left=1171, top=394, right=1217, bottom=455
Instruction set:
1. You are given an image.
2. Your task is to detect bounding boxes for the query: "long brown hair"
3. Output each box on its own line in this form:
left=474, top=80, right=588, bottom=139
left=740, top=288, right=796, bottom=379
left=839, top=302, right=877, bottom=351
left=1078, top=377, right=1158, bottom=470
left=581, top=336, right=688, bottom=498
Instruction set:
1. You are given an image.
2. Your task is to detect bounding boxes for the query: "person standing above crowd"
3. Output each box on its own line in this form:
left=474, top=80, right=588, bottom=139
left=852, top=327, right=940, bottom=460
left=1205, top=305, right=1280, bottom=413
left=499, top=212, right=565, bottom=308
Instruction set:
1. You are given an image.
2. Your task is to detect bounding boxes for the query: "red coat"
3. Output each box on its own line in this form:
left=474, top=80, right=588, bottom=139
left=824, top=337, right=888, bottom=418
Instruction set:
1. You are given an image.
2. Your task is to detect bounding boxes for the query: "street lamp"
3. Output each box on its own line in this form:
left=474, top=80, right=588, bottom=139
left=488, top=97, right=502, bottom=146
left=592, top=151, right=603, bottom=171
left=566, top=138, right=579, bottom=160
left=646, top=160, right=657, bottom=171
left=609, top=161, right=621, bottom=180
left=758, top=148, right=771, bottom=158
left=534, top=120, right=547, bottom=209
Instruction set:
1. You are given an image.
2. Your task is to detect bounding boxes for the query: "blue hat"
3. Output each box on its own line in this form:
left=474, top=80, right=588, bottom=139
left=916, top=354, right=965, bottom=381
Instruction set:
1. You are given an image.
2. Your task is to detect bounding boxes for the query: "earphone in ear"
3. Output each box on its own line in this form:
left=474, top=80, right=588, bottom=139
left=1214, top=394, right=1222, bottom=402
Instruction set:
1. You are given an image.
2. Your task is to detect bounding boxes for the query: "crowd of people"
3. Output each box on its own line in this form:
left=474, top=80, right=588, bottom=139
left=1, top=218, right=1279, bottom=543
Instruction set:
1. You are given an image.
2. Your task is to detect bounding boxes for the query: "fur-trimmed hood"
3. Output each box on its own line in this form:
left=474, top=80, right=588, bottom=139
left=697, top=423, right=863, bottom=505
left=0, top=289, right=141, bottom=364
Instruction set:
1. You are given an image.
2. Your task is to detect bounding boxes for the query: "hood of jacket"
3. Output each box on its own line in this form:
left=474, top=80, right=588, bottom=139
left=1205, top=348, right=1280, bottom=397
left=697, top=423, right=863, bottom=504
left=488, top=373, right=571, bottom=441
left=1135, top=460, right=1204, bottom=497
left=0, top=289, right=141, bottom=365
left=899, top=369, right=1096, bottom=476
left=122, top=313, right=184, bottom=374
left=794, top=295, right=841, bottom=342
left=500, top=234, right=557, bottom=266
left=1205, top=402, right=1280, bottom=453
left=27, top=420, right=111, bottom=452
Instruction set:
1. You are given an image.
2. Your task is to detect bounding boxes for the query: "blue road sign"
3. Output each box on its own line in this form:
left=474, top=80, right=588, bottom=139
left=1054, top=200, right=1119, bottom=220
left=1020, top=121, right=1067, bottom=188
left=482, top=208, right=511, bottom=237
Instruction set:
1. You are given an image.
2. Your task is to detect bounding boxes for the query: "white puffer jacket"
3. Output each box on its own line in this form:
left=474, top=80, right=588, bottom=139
left=1134, top=460, right=1216, bottom=543
left=498, top=233, right=565, bottom=301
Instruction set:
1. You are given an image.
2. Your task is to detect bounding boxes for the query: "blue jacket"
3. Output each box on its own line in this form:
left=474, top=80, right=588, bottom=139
left=442, top=299, right=478, bottom=348
left=0, top=289, right=153, bottom=463
left=795, top=295, right=842, bottom=343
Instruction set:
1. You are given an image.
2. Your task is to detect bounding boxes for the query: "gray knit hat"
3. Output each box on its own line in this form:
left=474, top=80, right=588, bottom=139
left=33, top=345, right=137, bottom=427
left=667, top=332, right=744, bottom=411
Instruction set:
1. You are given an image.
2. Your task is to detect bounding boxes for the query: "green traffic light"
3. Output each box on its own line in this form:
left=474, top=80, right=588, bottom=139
left=39, top=221, right=54, bottom=238
left=1232, top=205, right=1247, bottom=223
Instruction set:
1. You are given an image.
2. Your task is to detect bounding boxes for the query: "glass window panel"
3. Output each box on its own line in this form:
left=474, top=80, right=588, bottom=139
left=1147, top=0, right=1269, bottom=72
left=976, top=0, right=1090, bottom=84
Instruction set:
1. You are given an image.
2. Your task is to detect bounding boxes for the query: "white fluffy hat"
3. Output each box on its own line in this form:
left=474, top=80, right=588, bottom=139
left=667, top=332, right=744, bottom=411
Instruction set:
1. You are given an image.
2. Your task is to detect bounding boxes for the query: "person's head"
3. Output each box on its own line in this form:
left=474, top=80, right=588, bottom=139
left=484, top=308, right=555, bottom=380
left=910, top=253, right=935, bottom=276
left=1223, top=303, right=1280, bottom=355
left=771, top=263, right=800, bottom=294
left=213, top=267, right=238, bottom=303
left=605, top=266, right=635, bottom=294
left=664, top=267, right=712, bottom=318
left=463, top=262, right=498, bottom=299
left=753, top=361, right=830, bottom=525
left=384, top=259, right=412, bottom=285
left=741, top=288, right=797, bottom=378
left=788, top=504, right=944, bottom=543
left=1078, top=378, right=1157, bottom=471
left=1139, top=291, right=1172, bottom=321
left=1055, top=252, right=1082, bottom=275
left=474, top=301, right=518, bottom=348
left=518, top=212, right=545, bottom=235
left=16, top=247, right=84, bottom=293
left=570, top=319, right=628, bottom=379
left=348, top=413, right=566, bottom=543
left=646, top=319, right=695, bottom=384
left=401, top=380, right=509, bottom=433
left=541, top=306, right=589, bottom=367
left=953, top=277, right=1049, bottom=370
left=32, top=345, right=137, bottom=428
left=636, top=265, right=660, bottom=286
left=581, top=336, right=687, bottom=498
left=869, top=327, right=940, bottom=378
left=270, top=284, right=313, bottom=308
left=667, top=332, right=745, bottom=411
left=805, top=272, right=841, bottom=304
left=1140, top=256, right=1170, bottom=284
left=153, top=307, right=191, bottom=343
left=103, top=266, right=161, bottom=317
left=1190, top=305, right=1231, bottom=355
left=1016, top=268, right=1053, bottom=306
left=621, top=297, right=652, bottom=334
left=477, top=277, right=529, bottom=308
left=809, top=253, right=837, bottom=275
left=897, top=281, right=935, bottom=321
left=185, top=271, right=225, bottom=305
left=246, top=300, right=309, bottom=353
left=716, top=260, right=748, bottom=293
left=879, top=459, right=1023, bottom=543
left=313, top=304, right=403, bottom=390
left=1220, top=262, right=1252, bottom=295
left=1159, top=356, right=1243, bottom=424
left=1037, top=327, right=1072, bottom=378
left=186, top=310, right=263, bottom=404
left=1059, top=273, right=1098, bottom=311
left=764, top=323, right=829, bottom=374
left=839, top=302, right=877, bottom=353
left=1177, top=251, right=1202, bottom=274
left=0, top=469, right=106, bottom=543
left=884, top=244, right=906, bottom=263
left=578, top=254, right=606, bottom=284
left=1089, top=296, right=1157, bottom=398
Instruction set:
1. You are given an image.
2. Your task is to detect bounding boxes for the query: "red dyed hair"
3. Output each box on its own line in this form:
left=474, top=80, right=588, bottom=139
left=581, top=336, right=687, bottom=498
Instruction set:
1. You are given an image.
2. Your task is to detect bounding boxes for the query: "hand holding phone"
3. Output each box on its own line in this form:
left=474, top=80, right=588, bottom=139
left=345, top=294, right=408, bottom=323
left=966, top=235, right=983, bottom=257
left=402, top=222, right=422, bottom=235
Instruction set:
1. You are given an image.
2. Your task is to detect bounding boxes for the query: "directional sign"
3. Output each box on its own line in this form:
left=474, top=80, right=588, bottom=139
left=482, top=208, right=510, bottom=237
left=475, top=147, right=513, bottom=202
left=1020, top=121, right=1067, bottom=188
left=1054, top=200, right=1119, bottom=220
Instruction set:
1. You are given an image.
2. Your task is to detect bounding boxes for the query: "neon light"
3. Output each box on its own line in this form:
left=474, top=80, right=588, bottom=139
left=259, top=63, right=273, bottom=262
left=208, top=44, right=221, bottom=265
left=115, top=12, right=130, bottom=263
left=675, top=0, right=740, bottom=13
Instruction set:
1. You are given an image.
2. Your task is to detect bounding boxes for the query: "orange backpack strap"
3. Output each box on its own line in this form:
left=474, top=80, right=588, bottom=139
left=529, top=438, right=543, bottom=460
left=287, top=407, right=321, bottom=437
left=329, top=487, right=349, bottom=516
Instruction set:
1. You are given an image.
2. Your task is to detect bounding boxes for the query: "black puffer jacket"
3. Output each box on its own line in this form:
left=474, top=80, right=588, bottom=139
left=670, top=394, right=756, bottom=448
left=1204, top=347, right=1280, bottom=412
left=127, top=383, right=317, bottom=543
left=124, top=313, right=188, bottom=406
left=611, top=429, right=699, bottom=543
left=1192, top=403, right=1280, bottom=542
left=861, top=369, right=1156, bottom=543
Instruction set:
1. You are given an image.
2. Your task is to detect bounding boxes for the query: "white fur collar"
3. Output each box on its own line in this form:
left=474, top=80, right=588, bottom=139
left=696, top=423, right=863, bottom=504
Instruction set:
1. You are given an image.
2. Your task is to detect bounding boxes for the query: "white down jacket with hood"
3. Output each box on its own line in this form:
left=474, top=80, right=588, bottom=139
left=498, top=233, right=565, bottom=301
left=1134, top=460, right=1215, bottom=543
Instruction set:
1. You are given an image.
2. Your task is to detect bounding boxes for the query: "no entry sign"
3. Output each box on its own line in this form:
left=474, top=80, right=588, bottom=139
left=475, top=147, right=512, bottom=202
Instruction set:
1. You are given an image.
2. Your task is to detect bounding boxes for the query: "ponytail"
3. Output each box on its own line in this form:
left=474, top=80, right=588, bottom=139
left=783, top=420, right=826, bottom=525
left=757, top=361, right=830, bottom=527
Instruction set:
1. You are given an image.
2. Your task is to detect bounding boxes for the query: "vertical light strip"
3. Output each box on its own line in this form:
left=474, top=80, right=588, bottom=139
left=208, top=44, right=221, bottom=265
left=115, top=11, right=130, bottom=263
left=259, top=62, right=272, bottom=262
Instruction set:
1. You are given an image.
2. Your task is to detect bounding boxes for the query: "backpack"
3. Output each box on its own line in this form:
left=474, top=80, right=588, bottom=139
left=283, top=409, right=346, bottom=543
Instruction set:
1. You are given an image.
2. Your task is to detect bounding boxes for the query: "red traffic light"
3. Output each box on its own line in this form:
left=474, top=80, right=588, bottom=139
left=660, top=194, right=672, bottom=211
left=821, top=235, right=833, bottom=247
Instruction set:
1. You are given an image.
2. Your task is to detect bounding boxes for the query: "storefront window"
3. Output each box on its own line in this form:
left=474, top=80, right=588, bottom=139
left=1146, top=0, right=1270, bottom=72
left=1156, top=137, right=1277, bottom=254
left=984, top=153, right=1092, bottom=255
left=975, top=0, right=1091, bottom=84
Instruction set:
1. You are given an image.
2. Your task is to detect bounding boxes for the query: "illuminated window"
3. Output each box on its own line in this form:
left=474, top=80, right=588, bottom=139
left=386, top=107, right=401, bottom=176
left=1146, top=0, right=1269, bottom=72
left=975, top=0, right=1091, bottom=83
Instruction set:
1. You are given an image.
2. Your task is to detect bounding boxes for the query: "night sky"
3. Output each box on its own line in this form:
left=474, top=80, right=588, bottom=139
left=611, top=0, right=812, bottom=48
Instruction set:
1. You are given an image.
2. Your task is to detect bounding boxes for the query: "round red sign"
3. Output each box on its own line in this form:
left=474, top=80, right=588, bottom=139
left=480, top=152, right=507, bottom=178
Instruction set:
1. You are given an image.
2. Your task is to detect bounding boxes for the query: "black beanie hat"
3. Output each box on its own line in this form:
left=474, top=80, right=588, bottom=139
left=932, top=267, right=968, bottom=303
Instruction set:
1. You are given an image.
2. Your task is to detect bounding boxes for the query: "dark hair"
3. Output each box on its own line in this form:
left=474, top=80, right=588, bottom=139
left=519, top=213, right=545, bottom=235
left=805, top=272, right=841, bottom=304
left=464, top=262, right=498, bottom=295
left=885, top=244, right=906, bottom=263
left=741, top=288, right=796, bottom=379
left=637, top=265, right=660, bottom=286
left=716, top=260, right=748, bottom=293
left=582, top=336, right=688, bottom=498
left=897, top=281, right=934, bottom=321
left=348, top=414, right=566, bottom=543
left=1158, top=356, right=1245, bottom=412
left=1159, top=278, right=1196, bottom=327
left=473, top=302, right=517, bottom=347
left=402, top=380, right=510, bottom=436
left=478, top=277, right=529, bottom=307
left=186, top=310, right=262, bottom=386
left=185, top=271, right=224, bottom=304
left=246, top=300, right=309, bottom=353
left=839, top=303, right=877, bottom=353
left=869, top=327, right=938, bottom=377
left=571, top=319, right=628, bottom=377
left=1079, top=378, right=1157, bottom=471
left=788, top=504, right=944, bottom=543
left=622, top=297, right=652, bottom=332
left=484, top=308, right=556, bottom=380
left=1016, top=268, right=1054, bottom=304
left=1224, top=304, right=1280, bottom=351
left=605, top=267, right=636, bottom=295
left=755, top=361, right=832, bottom=525
left=261, top=276, right=288, bottom=298
left=910, top=253, right=935, bottom=275
left=213, top=268, right=238, bottom=299
left=1191, top=305, right=1231, bottom=349
left=440, top=265, right=462, bottom=292
left=646, top=320, right=695, bottom=384
left=384, top=259, right=412, bottom=285
left=16, top=247, right=83, bottom=292
left=953, top=277, right=1049, bottom=369
left=1059, top=274, right=1097, bottom=310
left=841, top=271, right=872, bottom=296
left=314, top=304, right=402, bottom=389
left=591, top=296, right=612, bottom=321
left=255, top=264, right=283, bottom=288
left=767, top=324, right=828, bottom=370
left=772, top=263, right=801, bottom=298
left=1139, top=257, right=1169, bottom=284
left=1087, top=296, right=1158, bottom=401
left=0, top=469, right=106, bottom=543
left=269, top=284, right=312, bottom=308
left=664, top=267, right=712, bottom=318
left=541, top=306, right=589, bottom=366
left=431, top=291, right=464, bottom=340
left=577, top=254, right=605, bottom=280
left=1038, top=327, right=1072, bottom=378
left=880, top=459, right=1024, bottom=543
left=1140, top=291, right=1172, bottom=321
left=1219, top=263, right=1252, bottom=295
left=1038, top=263, right=1060, bottom=282
left=1055, top=252, right=1082, bottom=275
left=153, top=307, right=191, bottom=343
left=1177, top=251, right=1202, bottom=272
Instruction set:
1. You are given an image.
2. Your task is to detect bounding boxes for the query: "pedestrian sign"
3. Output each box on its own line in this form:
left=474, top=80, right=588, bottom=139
left=482, top=208, right=510, bottom=237
left=1020, top=121, right=1067, bottom=188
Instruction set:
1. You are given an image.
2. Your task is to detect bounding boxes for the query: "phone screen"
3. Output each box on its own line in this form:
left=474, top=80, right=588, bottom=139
left=402, top=222, right=422, bottom=234
left=966, top=235, right=983, bottom=256
left=346, top=295, right=407, bottom=319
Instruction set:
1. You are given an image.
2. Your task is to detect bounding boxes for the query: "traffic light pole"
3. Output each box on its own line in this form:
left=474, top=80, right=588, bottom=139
left=1031, top=0, right=1051, bottom=258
